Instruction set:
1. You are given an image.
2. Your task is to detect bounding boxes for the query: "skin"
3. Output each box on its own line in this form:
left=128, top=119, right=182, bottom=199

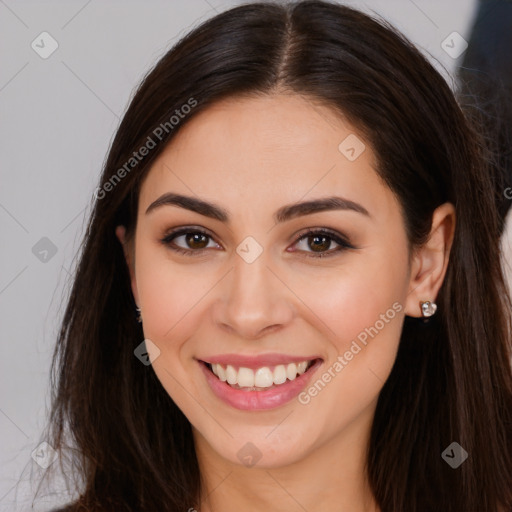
left=116, top=93, right=455, bottom=512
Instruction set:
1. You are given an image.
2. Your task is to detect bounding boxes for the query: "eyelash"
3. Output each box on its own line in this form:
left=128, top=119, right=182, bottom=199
left=160, top=227, right=355, bottom=259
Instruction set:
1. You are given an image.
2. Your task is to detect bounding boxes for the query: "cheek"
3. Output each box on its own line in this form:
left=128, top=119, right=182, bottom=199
left=135, top=244, right=214, bottom=344
left=293, top=250, right=407, bottom=351
left=290, top=247, right=408, bottom=402
left=293, top=249, right=408, bottom=422
left=133, top=245, right=213, bottom=413
left=331, top=270, right=403, bottom=350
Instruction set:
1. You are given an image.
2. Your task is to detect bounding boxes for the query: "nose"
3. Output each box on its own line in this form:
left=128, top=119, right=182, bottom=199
left=212, top=250, right=295, bottom=340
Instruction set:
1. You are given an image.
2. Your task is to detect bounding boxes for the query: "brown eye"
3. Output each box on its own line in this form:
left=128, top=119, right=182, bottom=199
left=161, top=227, right=354, bottom=259
left=184, top=232, right=209, bottom=249
left=291, top=228, right=355, bottom=258
left=307, top=234, right=332, bottom=252
left=161, top=228, right=219, bottom=256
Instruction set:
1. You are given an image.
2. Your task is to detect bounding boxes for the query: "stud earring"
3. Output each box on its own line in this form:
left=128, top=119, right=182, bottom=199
left=420, top=300, right=437, bottom=318
left=136, top=306, right=142, bottom=323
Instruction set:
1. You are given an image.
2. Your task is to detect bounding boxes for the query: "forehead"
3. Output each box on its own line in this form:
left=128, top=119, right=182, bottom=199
left=139, top=93, right=397, bottom=223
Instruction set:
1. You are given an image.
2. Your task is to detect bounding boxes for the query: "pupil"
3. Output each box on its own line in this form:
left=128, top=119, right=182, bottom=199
left=187, top=233, right=208, bottom=249
left=310, top=235, right=329, bottom=252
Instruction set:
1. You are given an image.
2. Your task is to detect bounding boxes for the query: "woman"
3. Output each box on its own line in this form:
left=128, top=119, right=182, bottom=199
left=40, top=1, right=512, bottom=510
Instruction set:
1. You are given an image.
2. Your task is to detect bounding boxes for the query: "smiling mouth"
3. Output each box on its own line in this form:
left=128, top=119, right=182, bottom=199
left=202, top=359, right=320, bottom=391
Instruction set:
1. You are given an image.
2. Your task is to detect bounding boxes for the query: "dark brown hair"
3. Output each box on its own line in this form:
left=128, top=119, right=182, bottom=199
left=37, top=1, right=512, bottom=511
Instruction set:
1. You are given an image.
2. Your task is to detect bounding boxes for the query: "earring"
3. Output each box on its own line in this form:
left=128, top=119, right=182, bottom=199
left=420, top=300, right=437, bottom=318
left=136, top=306, right=142, bottom=323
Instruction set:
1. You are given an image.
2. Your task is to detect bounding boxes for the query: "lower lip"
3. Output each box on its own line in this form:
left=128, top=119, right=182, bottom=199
left=199, top=360, right=322, bottom=411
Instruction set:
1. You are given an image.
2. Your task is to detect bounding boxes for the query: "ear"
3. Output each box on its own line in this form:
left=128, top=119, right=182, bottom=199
left=404, top=202, right=456, bottom=317
left=115, top=225, right=140, bottom=306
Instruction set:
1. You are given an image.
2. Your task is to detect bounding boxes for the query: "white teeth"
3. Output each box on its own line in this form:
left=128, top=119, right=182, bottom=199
left=226, top=365, right=237, bottom=385
left=254, top=367, right=274, bottom=388
left=273, top=365, right=287, bottom=385
left=286, top=363, right=297, bottom=381
left=209, top=360, right=313, bottom=388
left=238, top=367, right=255, bottom=387
left=297, top=361, right=308, bottom=374
left=215, top=364, right=227, bottom=382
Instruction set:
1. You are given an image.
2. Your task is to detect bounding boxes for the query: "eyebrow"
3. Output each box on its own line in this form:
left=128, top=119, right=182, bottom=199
left=145, top=192, right=371, bottom=223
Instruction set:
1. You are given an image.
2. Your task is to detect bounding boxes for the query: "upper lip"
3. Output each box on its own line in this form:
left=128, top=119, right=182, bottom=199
left=199, top=353, right=321, bottom=369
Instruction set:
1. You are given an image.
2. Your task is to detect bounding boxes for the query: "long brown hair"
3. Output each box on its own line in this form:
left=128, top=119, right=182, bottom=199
left=37, top=1, right=512, bottom=510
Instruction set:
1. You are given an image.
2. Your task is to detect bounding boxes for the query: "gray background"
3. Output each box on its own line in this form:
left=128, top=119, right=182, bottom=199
left=1, top=0, right=511, bottom=510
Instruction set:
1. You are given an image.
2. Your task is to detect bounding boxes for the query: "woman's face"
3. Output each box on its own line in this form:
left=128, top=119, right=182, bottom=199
left=122, top=93, right=413, bottom=469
